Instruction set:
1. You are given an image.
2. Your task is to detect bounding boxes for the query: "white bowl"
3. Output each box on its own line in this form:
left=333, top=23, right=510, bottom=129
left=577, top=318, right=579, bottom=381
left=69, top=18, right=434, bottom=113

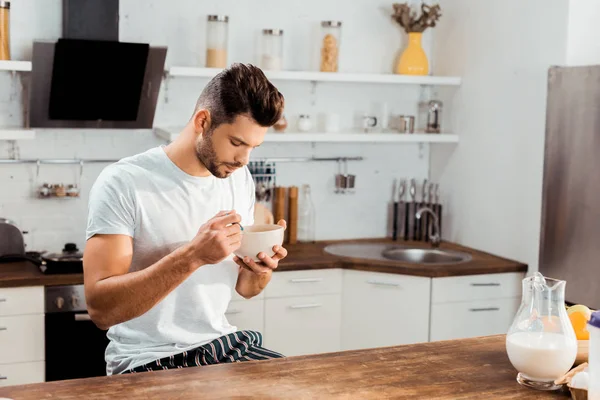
left=234, top=224, right=284, bottom=262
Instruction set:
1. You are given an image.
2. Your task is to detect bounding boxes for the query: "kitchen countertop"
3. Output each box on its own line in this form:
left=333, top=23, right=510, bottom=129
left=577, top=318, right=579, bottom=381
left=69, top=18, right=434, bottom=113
left=0, top=238, right=527, bottom=289
left=0, top=335, right=568, bottom=399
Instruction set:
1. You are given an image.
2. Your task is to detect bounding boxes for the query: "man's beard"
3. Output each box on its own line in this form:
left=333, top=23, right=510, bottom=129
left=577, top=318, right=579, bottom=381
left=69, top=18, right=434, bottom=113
left=196, top=132, right=240, bottom=179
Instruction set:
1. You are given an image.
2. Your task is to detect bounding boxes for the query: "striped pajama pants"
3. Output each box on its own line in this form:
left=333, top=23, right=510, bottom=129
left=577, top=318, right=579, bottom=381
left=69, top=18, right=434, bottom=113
left=123, top=330, right=284, bottom=373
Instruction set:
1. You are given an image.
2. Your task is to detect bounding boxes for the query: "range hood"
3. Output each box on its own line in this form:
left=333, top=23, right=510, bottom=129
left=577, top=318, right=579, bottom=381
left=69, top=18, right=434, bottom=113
left=29, top=0, right=167, bottom=129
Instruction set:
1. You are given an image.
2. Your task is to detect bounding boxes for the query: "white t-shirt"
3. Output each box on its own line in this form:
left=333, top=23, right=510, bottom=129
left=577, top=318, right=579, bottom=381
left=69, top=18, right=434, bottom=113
left=85, top=145, right=255, bottom=375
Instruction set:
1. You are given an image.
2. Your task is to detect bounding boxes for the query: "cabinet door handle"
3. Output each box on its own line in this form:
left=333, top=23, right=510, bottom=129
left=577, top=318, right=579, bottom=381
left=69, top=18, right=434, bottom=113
left=289, top=303, right=322, bottom=309
left=226, top=309, right=242, bottom=315
left=0, top=298, right=6, bottom=302
left=0, top=327, right=6, bottom=331
left=74, top=313, right=92, bottom=322
left=469, top=307, right=500, bottom=312
left=470, top=283, right=500, bottom=287
left=0, top=376, right=7, bottom=380
left=289, top=278, right=323, bottom=283
left=367, top=280, right=400, bottom=287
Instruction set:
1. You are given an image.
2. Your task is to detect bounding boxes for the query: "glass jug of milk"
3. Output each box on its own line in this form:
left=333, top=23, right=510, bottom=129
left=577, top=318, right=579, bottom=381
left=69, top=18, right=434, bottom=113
left=506, top=272, right=577, bottom=391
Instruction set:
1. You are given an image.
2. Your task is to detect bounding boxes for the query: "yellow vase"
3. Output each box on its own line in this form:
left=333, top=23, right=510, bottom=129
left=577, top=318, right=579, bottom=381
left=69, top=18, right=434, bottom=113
left=396, top=32, right=429, bottom=76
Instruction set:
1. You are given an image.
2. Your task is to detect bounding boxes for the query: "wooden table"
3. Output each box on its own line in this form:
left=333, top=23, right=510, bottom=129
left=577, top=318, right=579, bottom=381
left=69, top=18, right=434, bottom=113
left=0, top=335, right=570, bottom=399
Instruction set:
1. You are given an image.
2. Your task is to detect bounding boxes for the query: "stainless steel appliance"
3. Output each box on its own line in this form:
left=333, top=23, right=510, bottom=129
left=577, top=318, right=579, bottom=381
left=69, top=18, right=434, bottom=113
left=0, top=218, right=25, bottom=258
left=45, top=285, right=109, bottom=381
left=538, top=64, right=600, bottom=310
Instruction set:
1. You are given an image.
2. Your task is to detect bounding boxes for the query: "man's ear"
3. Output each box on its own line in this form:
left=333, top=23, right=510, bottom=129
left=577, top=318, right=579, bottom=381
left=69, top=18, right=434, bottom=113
left=193, top=109, right=211, bottom=134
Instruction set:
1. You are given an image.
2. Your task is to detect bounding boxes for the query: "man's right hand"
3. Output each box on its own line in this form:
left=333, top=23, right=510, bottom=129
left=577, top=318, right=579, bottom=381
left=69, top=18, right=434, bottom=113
left=186, top=210, right=243, bottom=267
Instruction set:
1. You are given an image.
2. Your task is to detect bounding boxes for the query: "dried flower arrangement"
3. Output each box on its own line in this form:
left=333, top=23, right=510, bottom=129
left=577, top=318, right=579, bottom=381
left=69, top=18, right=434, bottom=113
left=392, top=2, right=442, bottom=34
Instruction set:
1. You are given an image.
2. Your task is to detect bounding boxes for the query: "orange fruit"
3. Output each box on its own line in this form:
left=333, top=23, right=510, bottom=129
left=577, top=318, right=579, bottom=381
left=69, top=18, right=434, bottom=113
left=569, top=311, right=590, bottom=340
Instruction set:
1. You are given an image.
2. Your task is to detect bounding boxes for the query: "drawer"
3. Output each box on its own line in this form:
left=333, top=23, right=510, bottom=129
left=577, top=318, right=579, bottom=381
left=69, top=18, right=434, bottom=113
left=0, top=361, right=45, bottom=387
left=0, top=314, right=45, bottom=364
left=225, top=299, right=264, bottom=333
left=0, top=286, right=44, bottom=316
left=265, top=269, right=342, bottom=299
left=432, top=272, right=524, bottom=304
left=264, top=294, right=341, bottom=356
left=430, top=297, right=521, bottom=341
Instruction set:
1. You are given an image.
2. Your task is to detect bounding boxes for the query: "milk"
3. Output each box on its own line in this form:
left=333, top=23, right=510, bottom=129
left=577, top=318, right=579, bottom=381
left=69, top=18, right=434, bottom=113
left=506, top=331, right=577, bottom=381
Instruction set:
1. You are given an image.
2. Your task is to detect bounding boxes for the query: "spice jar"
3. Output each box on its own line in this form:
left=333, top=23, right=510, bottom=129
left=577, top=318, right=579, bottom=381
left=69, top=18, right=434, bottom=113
left=206, top=15, right=229, bottom=68
left=0, top=1, right=10, bottom=61
left=261, top=29, right=283, bottom=71
left=320, top=21, right=342, bottom=72
left=273, top=114, right=288, bottom=133
left=67, top=184, right=80, bottom=197
left=38, top=183, right=51, bottom=198
left=54, top=184, right=66, bottom=197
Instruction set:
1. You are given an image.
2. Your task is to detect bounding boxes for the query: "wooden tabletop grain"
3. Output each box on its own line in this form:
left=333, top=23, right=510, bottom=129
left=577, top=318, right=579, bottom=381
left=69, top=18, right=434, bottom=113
left=0, top=335, right=569, bottom=400
left=0, top=238, right=527, bottom=288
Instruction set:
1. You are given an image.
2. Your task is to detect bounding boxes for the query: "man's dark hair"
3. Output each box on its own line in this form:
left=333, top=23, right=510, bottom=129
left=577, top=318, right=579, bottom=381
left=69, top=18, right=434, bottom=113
left=194, top=63, right=285, bottom=130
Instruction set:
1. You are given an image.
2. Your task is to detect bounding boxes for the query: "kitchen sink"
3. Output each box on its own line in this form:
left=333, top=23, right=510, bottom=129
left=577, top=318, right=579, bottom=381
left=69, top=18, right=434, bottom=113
left=323, top=243, right=472, bottom=265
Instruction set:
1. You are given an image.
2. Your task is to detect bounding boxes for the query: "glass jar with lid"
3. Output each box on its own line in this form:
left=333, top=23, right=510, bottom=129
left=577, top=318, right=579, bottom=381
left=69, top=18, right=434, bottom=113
left=206, top=15, right=229, bottom=68
left=261, top=29, right=283, bottom=71
left=320, top=21, right=342, bottom=72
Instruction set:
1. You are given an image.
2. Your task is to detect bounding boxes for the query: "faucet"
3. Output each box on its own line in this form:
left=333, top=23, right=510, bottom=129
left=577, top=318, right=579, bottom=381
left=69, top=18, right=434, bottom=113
left=415, top=206, right=441, bottom=248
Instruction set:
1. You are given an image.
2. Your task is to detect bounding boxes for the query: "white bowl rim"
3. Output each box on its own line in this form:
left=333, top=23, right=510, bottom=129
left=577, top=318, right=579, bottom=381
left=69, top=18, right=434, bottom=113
left=242, top=224, right=284, bottom=234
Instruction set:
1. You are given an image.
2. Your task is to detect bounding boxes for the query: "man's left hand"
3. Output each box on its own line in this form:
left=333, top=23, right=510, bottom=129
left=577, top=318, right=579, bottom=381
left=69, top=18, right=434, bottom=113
left=233, top=220, right=288, bottom=275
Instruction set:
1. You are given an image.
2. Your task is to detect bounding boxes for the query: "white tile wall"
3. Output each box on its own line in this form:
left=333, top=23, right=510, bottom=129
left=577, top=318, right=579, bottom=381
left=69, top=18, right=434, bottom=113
left=0, top=0, right=446, bottom=253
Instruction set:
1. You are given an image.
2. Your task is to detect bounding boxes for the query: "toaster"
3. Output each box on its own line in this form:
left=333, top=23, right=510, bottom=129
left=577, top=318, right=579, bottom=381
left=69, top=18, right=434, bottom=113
left=0, top=218, right=26, bottom=259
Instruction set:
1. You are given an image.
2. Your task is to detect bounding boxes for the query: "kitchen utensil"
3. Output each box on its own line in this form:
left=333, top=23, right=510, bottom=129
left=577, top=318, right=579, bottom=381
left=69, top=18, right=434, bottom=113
left=419, top=179, right=428, bottom=241
left=362, top=115, right=378, bottom=132
left=335, top=159, right=346, bottom=194
left=426, top=182, right=435, bottom=242
left=393, top=179, right=406, bottom=241
left=0, top=1, right=10, bottom=61
left=0, top=217, right=25, bottom=260
left=40, top=243, right=84, bottom=274
left=274, top=187, right=286, bottom=230
left=506, top=272, right=577, bottom=390
left=426, top=100, right=443, bottom=133
left=435, top=183, right=442, bottom=237
left=399, top=115, right=415, bottom=133
left=407, top=179, right=416, bottom=241
left=288, top=186, right=298, bottom=244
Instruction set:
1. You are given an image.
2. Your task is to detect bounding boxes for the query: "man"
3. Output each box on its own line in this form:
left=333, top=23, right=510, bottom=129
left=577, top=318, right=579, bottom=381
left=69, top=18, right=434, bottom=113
left=83, top=63, right=288, bottom=375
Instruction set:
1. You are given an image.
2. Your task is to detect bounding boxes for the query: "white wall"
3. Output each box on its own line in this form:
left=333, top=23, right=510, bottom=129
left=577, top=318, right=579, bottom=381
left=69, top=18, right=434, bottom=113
left=0, top=0, right=441, bottom=253
left=429, top=0, right=569, bottom=272
left=566, top=0, right=600, bottom=66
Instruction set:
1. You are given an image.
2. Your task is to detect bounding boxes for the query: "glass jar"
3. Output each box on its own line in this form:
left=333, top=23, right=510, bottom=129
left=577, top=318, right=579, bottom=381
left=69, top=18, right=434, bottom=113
left=297, top=115, right=312, bottom=132
left=297, top=184, right=316, bottom=243
left=261, top=29, right=283, bottom=71
left=320, top=21, right=342, bottom=72
left=206, top=15, right=229, bottom=68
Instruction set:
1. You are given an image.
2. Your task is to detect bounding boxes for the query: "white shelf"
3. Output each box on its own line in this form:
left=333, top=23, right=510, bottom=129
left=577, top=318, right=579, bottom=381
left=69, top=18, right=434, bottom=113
left=0, top=60, right=32, bottom=72
left=0, top=129, right=36, bottom=140
left=168, top=66, right=461, bottom=86
left=154, top=127, right=458, bottom=144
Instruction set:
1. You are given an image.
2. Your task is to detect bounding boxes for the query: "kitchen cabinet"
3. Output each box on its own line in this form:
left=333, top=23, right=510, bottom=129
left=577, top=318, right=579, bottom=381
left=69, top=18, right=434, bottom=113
left=429, top=273, right=524, bottom=341
left=225, top=299, right=264, bottom=333
left=430, top=297, right=521, bottom=341
left=0, top=286, right=45, bottom=386
left=263, top=269, right=342, bottom=356
left=341, top=270, right=431, bottom=351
